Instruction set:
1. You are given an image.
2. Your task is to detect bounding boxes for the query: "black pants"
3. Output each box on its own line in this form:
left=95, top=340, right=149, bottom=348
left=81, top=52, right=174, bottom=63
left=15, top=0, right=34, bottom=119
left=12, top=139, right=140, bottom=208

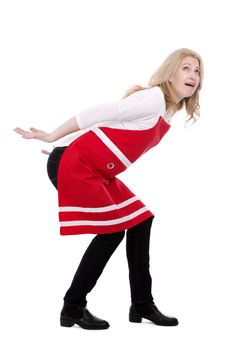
left=47, top=147, right=154, bottom=306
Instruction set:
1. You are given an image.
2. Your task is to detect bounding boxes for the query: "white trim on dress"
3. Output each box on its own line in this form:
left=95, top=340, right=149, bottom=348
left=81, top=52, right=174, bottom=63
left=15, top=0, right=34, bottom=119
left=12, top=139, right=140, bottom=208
left=92, top=127, right=132, bottom=168
left=59, top=196, right=138, bottom=213
left=60, top=207, right=149, bottom=227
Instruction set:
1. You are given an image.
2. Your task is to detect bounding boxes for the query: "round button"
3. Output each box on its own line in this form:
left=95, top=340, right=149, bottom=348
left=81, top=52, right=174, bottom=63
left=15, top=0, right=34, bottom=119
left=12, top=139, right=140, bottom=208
left=107, top=162, right=115, bottom=169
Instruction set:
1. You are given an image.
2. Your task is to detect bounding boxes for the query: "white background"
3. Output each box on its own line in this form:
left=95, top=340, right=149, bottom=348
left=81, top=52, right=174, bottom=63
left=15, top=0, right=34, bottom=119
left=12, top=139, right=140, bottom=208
left=1, top=0, right=233, bottom=349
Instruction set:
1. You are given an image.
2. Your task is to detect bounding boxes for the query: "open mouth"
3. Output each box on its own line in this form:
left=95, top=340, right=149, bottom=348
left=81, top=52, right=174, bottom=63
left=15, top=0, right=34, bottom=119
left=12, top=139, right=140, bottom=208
left=185, top=82, right=195, bottom=87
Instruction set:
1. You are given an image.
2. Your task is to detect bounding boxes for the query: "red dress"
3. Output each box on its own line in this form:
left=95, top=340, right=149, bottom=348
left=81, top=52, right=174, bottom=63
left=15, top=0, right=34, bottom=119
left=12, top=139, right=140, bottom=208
left=57, top=116, right=170, bottom=235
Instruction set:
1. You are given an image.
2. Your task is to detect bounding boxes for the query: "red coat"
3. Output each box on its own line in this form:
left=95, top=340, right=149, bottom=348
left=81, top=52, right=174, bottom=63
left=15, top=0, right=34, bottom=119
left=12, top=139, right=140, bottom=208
left=58, top=116, right=170, bottom=235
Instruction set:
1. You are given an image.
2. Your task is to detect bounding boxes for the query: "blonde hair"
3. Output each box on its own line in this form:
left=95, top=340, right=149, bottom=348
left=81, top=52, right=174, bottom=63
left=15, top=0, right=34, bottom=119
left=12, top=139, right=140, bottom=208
left=123, top=48, right=204, bottom=124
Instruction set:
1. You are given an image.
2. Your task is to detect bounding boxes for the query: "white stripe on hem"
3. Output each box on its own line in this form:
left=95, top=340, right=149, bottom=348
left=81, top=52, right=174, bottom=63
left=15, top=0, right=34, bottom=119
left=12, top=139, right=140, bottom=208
left=60, top=207, right=149, bottom=227
left=59, top=196, right=138, bottom=213
left=92, top=127, right=132, bottom=168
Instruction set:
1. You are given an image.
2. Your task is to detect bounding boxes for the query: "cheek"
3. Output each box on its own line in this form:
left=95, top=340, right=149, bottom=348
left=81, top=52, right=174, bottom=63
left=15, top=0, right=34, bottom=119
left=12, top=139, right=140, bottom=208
left=175, top=76, right=184, bottom=88
left=176, top=70, right=185, bottom=83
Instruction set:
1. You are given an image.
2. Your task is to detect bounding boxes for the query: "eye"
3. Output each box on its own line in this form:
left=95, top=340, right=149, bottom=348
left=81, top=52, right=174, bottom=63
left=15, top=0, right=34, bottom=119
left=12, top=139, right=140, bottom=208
left=183, top=66, right=190, bottom=71
left=195, top=69, right=200, bottom=76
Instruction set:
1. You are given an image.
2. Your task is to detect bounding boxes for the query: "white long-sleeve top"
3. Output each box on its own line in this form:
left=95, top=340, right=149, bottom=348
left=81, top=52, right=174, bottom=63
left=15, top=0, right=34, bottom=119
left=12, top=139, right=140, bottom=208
left=55, top=86, right=170, bottom=146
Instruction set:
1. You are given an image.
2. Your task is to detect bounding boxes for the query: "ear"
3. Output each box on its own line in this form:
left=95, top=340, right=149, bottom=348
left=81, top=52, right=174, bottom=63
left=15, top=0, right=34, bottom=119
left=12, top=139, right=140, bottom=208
left=168, top=74, right=174, bottom=82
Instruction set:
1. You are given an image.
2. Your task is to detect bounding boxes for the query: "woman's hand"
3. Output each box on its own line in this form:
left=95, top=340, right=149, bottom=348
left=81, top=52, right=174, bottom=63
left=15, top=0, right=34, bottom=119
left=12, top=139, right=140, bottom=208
left=14, top=117, right=80, bottom=155
left=14, top=127, right=53, bottom=143
left=41, top=149, right=51, bottom=155
left=14, top=117, right=80, bottom=144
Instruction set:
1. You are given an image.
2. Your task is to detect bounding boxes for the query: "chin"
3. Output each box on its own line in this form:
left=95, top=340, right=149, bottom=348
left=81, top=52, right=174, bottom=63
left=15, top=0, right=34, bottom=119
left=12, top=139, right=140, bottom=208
left=183, top=92, right=195, bottom=99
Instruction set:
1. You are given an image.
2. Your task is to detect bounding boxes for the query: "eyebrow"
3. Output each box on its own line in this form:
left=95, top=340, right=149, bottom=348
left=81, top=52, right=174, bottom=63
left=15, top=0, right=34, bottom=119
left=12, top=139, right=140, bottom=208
left=182, top=62, right=200, bottom=70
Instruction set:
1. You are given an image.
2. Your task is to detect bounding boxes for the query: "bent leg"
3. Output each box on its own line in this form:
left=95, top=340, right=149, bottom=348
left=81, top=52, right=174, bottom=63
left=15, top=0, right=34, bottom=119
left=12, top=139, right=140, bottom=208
left=64, top=231, right=125, bottom=305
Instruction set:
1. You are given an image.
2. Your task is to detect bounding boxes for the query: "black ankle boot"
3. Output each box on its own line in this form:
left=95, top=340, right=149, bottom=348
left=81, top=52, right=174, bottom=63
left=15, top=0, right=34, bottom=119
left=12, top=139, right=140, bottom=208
left=129, top=301, right=178, bottom=326
left=60, top=302, right=110, bottom=330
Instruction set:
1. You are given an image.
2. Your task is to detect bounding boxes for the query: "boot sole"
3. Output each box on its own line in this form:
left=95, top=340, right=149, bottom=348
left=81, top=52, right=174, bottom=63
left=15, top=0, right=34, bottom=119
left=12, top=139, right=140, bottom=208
left=129, top=313, right=178, bottom=326
left=60, top=317, right=110, bottom=330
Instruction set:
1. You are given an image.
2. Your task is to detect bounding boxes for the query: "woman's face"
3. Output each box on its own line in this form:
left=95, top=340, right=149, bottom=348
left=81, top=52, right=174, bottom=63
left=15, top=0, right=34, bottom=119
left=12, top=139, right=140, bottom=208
left=169, top=56, right=200, bottom=103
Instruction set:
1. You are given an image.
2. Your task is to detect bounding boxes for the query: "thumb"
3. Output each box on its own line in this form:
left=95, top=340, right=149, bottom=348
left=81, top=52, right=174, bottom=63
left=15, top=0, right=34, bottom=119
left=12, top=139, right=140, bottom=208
left=30, top=127, right=42, bottom=132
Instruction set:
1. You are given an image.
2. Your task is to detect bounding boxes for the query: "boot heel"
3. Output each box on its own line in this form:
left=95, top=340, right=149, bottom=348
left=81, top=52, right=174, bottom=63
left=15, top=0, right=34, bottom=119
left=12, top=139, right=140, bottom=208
left=60, top=317, right=75, bottom=327
left=129, top=313, right=142, bottom=323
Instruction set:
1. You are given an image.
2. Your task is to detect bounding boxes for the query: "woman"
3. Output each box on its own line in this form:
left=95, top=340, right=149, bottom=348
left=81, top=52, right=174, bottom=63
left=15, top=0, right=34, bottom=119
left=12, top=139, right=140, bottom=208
left=14, top=48, right=203, bottom=330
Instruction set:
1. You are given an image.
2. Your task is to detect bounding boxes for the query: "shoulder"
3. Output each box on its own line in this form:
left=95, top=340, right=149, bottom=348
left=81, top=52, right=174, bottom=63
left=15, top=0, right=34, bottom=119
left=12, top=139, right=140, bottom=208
left=129, top=86, right=165, bottom=108
left=118, top=86, right=166, bottom=121
left=121, top=86, right=165, bottom=106
left=148, top=86, right=165, bottom=101
left=134, top=86, right=165, bottom=112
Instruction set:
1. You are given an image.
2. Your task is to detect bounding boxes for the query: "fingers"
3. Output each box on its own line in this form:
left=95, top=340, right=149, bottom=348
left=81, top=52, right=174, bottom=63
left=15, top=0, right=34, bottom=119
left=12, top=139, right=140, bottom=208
left=14, top=127, right=26, bottom=135
left=14, top=127, right=43, bottom=139
left=14, top=129, right=51, bottom=153
left=41, top=149, right=51, bottom=155
left=14, top=127, right=40, bottom=134
left=14, top=126, right=51, bottom=142
left=14, top=127, right=33, bottom=139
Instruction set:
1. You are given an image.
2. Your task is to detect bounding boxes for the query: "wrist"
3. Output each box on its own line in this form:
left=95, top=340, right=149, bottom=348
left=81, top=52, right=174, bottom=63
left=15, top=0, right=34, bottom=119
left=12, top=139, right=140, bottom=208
left=47, top=132, right=57, bottom=143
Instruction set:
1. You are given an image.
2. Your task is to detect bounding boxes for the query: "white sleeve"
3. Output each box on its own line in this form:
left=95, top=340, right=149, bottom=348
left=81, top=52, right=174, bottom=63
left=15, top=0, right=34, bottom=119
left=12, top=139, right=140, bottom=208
left=75, top=87, right=165, bottom=129
left=75, top=101, right=121, bottom=129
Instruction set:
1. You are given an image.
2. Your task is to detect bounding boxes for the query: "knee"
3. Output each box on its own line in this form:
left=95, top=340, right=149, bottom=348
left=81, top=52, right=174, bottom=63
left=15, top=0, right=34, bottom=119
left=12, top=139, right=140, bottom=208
left=127, top=217, right=154, bottom=235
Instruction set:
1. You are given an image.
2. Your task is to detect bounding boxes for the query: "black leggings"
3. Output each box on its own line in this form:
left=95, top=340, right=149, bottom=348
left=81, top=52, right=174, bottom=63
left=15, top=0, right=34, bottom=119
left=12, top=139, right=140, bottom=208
left=47, top=147, right=154, bottom=305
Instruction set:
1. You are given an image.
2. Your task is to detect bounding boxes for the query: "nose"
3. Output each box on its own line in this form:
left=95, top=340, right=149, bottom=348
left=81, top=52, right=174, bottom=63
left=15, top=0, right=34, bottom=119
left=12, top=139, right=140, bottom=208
left=189, top=71, right=196, bottom=80
left=189, top=69, right=199, bottom=81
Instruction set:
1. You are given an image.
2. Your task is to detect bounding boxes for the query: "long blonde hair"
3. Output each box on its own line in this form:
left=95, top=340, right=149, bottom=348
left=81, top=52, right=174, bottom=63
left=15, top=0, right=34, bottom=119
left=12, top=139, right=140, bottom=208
left=123, top=48, right=204, bottom=124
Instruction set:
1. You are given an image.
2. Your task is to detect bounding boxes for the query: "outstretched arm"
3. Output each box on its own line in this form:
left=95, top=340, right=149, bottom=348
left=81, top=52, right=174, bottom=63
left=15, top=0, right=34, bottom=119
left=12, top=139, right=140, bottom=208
left=14, top=116, right=80, bottom=143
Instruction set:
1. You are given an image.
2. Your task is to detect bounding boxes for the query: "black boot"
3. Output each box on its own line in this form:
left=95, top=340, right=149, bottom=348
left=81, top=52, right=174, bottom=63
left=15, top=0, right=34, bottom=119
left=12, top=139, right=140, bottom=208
left=129, top=301, right=178, bottom=326
left=60, top=302, right=110, bottom=330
